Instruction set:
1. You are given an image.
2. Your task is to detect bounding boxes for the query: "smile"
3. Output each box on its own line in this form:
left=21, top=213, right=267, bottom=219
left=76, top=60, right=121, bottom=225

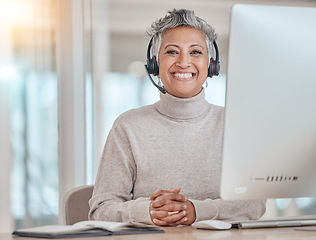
left=173, top=73, right=195, bottom=79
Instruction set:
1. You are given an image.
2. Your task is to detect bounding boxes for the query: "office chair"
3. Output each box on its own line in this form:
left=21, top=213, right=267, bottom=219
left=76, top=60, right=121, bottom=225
left=62, top=185, right=94, bottom=225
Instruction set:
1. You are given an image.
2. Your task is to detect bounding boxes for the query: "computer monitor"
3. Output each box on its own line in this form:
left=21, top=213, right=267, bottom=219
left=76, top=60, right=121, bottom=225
left=220, top=4, right=316, bottom=200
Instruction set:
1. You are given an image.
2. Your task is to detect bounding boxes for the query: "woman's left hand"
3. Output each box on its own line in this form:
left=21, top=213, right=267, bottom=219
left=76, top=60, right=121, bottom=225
left=149, top=187, right=196, bottom=226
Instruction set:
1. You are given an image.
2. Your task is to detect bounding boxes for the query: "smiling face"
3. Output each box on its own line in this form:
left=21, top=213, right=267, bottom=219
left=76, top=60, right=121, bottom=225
left=158, top=26, right=209, bottom=98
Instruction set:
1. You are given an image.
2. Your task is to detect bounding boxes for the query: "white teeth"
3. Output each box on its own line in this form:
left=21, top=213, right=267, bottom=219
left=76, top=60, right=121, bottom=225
left=173, top=73, right=193, bottom=78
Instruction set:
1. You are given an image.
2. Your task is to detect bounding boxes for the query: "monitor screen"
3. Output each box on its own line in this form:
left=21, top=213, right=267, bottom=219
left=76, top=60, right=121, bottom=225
left=220, top=4, right=316, bottom=200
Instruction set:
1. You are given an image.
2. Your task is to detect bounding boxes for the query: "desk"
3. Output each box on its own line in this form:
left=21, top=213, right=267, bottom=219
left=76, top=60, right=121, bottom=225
left=1, top=226, right=315, bottom=240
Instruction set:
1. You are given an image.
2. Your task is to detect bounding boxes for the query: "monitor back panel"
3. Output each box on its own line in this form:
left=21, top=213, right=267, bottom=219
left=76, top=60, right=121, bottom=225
left=220, top=4, right=316, bottom=200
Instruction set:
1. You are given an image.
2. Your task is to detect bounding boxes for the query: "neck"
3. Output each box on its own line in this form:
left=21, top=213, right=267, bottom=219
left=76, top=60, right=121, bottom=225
left=154, top=88, right=210, bottom=120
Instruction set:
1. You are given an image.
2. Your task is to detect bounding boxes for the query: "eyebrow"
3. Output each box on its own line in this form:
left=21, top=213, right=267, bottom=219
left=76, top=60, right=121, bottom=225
left=164, top=44, right=205, bottom=49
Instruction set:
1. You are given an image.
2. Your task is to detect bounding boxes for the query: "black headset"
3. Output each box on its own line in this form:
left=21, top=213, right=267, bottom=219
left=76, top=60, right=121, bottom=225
left=145, top=37, right=220, bottom=94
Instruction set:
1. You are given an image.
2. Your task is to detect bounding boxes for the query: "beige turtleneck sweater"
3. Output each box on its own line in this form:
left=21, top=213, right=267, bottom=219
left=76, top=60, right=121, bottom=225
left=89, top=89, right=266, bottom=224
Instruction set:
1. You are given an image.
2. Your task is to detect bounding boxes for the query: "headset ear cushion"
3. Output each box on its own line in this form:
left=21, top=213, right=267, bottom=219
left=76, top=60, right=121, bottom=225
left=208, top=58, right=220, bottom=78
left=146, top=56, right=159, bottom=76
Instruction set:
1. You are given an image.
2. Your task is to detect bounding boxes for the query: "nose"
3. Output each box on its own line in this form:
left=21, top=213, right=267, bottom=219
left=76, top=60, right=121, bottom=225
left=176, top=53, right=191, bottom=68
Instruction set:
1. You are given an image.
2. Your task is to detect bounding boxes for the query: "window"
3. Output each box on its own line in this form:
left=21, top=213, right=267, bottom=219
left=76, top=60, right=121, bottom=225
left=0, top=0, right=59, bottom=228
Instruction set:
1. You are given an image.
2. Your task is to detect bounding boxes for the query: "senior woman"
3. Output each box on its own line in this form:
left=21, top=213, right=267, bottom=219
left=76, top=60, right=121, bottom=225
left=89, top=9, right=266, bottom=226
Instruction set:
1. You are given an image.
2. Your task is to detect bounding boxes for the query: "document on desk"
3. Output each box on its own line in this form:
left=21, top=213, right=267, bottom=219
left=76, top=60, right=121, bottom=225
left=12, top=220, right=164, bottom=238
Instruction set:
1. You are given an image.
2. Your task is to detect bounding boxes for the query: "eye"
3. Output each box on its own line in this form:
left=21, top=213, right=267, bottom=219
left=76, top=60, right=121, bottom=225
left=191, top=50, right=202, bottom=55
left=166, top=50, right=178, bottom=55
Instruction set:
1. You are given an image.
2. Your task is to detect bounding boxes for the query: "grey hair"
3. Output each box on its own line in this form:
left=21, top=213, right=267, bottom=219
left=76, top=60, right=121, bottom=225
left=147, top=9, right=217, bottom=62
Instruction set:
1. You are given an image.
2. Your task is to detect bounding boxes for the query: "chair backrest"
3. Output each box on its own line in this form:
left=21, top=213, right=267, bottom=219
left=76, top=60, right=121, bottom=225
left=62, top=185, right=94, bottom=225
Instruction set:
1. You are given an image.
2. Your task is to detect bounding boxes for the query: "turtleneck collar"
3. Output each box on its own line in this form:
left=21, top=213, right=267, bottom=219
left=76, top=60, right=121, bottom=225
left=154, top=88, right=210, bottom=120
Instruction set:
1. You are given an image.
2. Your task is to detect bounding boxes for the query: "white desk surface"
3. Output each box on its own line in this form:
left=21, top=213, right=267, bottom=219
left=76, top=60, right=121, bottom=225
left=2, top=225, right=316, bottom=240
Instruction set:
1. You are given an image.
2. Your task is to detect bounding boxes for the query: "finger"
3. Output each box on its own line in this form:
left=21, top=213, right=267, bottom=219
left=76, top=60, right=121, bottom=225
left=150, top=188, right=185, bottom=201
left=159, top=210, right=187, bottom=222
left=149, top=189, right=174, bottom=201
left=152, top=218, right=169, bottom=226
left=169, top=187, right=181, bottom=193
left=150, top=210, right=169, bottom=219
left=159, top=213, right=189, bottom=227
left=168, top=211, right=180, bottom=215
left=150, top=207, right=186, bottom=221
left=150, top=210, right=172, bottom=226
left=167, top=216, right=189, bottom=226
left=151, top=194, right=187, bottom=208
left=151, top=208, right=186, bottom=221
left=153, top=217, right=186, bottom=227
left=163, top=192, right=187, bottom=202
left=160, top=210, right=187, bottom=223
left=151, top=201, right=187, bottom=212
left=151, top=211, right=188, bottom=226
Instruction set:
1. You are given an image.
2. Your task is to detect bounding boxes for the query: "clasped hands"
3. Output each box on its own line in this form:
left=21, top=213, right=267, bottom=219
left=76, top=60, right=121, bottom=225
left=149, top=187, right=196, bottom=226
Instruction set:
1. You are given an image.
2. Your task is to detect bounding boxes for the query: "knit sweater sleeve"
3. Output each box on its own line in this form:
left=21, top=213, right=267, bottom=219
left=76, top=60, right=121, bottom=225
left=88, top=116, right=153, bottom=225
left=191, top=198, right=266, bottom=222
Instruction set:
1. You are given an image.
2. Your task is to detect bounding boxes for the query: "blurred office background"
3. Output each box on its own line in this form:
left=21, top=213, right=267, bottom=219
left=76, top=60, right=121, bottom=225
left=0, top=0, right=315, bottom=232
